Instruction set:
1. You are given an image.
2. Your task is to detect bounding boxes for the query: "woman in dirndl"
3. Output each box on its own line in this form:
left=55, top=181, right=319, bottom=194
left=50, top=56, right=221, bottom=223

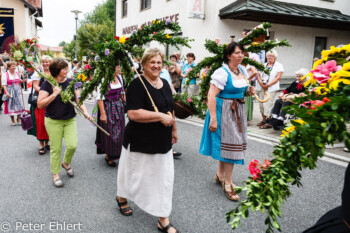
left=116, top=48, right=180, bottom=233
left=27, top=55, right=51, bottom=155
left=199, top=42, right=256, bottom=201
left=1, top=61, right=25, bottom=125
left=95, top=63, right=125, bottom=167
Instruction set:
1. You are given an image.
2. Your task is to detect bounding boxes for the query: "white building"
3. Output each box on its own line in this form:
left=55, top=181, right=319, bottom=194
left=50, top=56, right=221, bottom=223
left=115, top=0, right=350, bottom=78
left=0, top=0, right=42, bottom=52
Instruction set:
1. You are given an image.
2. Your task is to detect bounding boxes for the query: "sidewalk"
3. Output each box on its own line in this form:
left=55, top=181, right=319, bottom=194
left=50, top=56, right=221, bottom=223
left=184, top=100, right=350, bottom=162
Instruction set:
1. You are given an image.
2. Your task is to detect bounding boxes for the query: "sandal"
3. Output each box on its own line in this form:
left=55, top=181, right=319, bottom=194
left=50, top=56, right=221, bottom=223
left=45, top=145, right=50, bottom=152
left=259, top=123, right=272, bottom=129
left=116, top=196, right=133, bottom=216
left=214, top=173, right=224, bottom=185
left=53, top=177, right=64, bottom=188
left=222, top=181, right=239, bottom=201
left=257, top=121, right=266, bottom=126
left=105, top=156, right=117, bottom=167
left=61, top=163, right=74, bottom=177
left=39, top=147, right=46, bottom=155
left=158, top=220, right=180, bottom=233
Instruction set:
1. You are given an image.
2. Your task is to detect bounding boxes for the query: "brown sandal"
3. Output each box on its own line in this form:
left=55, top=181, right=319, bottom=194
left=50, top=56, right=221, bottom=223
left=222, top=181, right=240, bottom=201
left=257, top=121, right=266, bottom=126
left=259, top=123, right=272, bottom=129
left=214, top=173, right=225, bottom=185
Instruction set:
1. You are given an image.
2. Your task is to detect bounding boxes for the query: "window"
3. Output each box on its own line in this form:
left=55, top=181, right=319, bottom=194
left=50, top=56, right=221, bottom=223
left=313, top=37, right=327, bottom=60
left=122, top=0, right=127, bottom=17
left=141, top=0, right=151, bottom=10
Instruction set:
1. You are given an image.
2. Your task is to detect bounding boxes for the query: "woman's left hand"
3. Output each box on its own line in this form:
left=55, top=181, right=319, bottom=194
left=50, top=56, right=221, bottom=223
left=247, top=86, right=256, bottom=96
left=172, top=130, right=178, bottom=144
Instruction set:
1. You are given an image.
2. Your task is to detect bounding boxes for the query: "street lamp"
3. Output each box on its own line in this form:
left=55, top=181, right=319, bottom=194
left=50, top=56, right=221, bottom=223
left=71, top=10, right=82, bottom=60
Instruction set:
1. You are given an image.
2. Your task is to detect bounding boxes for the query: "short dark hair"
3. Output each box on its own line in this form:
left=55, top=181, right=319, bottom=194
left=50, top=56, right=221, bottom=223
left=49, top=58, right=68, bottom=77
left=223, top=42, right=244, bottom=63
left=169, top=55, right=177, bottom=60
left=186, top=53, right=195, bottom=60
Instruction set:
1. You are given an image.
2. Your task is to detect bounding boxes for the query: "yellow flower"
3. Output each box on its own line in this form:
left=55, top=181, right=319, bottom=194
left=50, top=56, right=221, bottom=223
left=156, top=20, right=160, bottom=24
left=119, top=35, right=126, bottom=44
left=303, top=72, right=316, bottom=87
left=252, top=42, right=259, bottom=46
left=281, top=119, right=306, bottom=137
left=165, top=34, right=171, bottom=39
left=314, top=86, right=330, bottom=95
left=281, top=125, right=295, bottom=137
left=81, top=74, right=87, bottom=82
left=329, top=78, right=350, bottom=90
left=152, top=20, right=155, bottom=24
left=312, top=59, right=324, bottom=69
left=77, top=74, right=82, bottom=80
left=327, top=62, right=350, bottom=90
left=201, top=74, right=206, bottom=79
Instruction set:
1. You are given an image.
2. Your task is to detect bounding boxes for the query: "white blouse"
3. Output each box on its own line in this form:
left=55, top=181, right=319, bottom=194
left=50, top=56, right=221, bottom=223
left=95, top=76, right=123, bottom=100
left=256, top=61, right=284, bottom=93
left=1, top=71, right=20, bottom=86
left=210, top=64, right=249, bottom=90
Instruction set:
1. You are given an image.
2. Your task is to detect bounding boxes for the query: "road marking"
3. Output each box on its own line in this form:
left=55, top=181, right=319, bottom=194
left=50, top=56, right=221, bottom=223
left=177, top=119, right=348, bottom=167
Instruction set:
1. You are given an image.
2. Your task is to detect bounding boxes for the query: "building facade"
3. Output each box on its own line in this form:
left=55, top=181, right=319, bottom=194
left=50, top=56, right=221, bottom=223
left=0, top=0, right=42, bottom=52
left=115, top=0, right=350, bottom=78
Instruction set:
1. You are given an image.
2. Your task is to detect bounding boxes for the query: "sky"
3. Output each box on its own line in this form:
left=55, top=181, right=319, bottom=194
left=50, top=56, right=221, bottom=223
left=37, top=0, right=105, bottom=47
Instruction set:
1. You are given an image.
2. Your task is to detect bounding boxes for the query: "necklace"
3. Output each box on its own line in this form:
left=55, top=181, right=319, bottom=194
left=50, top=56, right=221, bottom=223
left=229, top=66, right=240, bottom=76
left=144, top=76, right=159, bottom=88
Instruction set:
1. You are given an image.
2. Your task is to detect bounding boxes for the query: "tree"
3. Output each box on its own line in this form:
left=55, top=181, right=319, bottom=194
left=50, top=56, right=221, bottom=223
left=63, top=40, right=76, bottom=61
left=64, top=0, right=115, bottom=60
left=46, top=48, right=54, bottom=58
left=58, top=41, right=66, bottom=46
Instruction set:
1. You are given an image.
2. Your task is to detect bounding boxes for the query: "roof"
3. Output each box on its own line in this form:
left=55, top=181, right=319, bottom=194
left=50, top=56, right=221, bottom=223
left=38, top=44, right=63, bottom=53
left=19, top=0, right=42, bottom=17
left=219, top=0, right=350, bottom=31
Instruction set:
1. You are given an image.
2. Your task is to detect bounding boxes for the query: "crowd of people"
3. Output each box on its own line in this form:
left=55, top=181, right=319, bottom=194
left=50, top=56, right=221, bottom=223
left=1, top=35, right=349, bottom=232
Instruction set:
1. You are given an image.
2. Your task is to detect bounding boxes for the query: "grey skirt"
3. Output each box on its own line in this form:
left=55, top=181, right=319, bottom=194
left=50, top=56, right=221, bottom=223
left=220, top=99, right=247, bottom=160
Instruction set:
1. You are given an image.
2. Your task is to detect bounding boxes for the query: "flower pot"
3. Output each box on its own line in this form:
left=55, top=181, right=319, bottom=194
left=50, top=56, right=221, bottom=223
left=174, top=99, right=195, bottom=119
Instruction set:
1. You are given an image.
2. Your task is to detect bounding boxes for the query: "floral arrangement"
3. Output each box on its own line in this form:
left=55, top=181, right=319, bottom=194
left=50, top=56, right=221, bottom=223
left=173, top=92, right=206, bottom=119
left=184, top=22, right=290, bottom=116
left=60, top=20, right=192, bottom=104
left=227, top=43, right=350, bottom=232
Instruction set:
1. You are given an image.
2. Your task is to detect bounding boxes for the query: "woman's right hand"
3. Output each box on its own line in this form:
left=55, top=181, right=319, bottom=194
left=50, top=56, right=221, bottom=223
left=6, top=93, right=11, bottom=98
left=278, top=93, right=284, bottom=99
left=100, top=114, right=107, bottom=123
left=209, top=118, right=217, bottom=133
left=52, top=86, right=61, bottom=97
left=160, top=113, right=173, bottom=127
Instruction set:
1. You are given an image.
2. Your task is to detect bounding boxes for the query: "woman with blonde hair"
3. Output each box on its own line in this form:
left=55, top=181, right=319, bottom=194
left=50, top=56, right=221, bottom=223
left=116, top=48, right=180, bottom=232
left=1, top=61, right=25, bottom=125
left=28, top=55, right=52, bottom=155
left=256, top=50, right=284, bottom=128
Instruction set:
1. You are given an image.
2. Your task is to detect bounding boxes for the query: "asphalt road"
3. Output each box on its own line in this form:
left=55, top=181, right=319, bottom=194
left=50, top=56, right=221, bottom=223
left=0, top=102, right=347, bottom=233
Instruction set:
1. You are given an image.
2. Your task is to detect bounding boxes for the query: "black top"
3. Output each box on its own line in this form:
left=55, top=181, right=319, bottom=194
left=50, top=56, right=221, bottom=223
left=123, top=76, right=174, bottom=154
left=283, top=80, right=305, bottom=94
left=40, top=78, right=76, bottom=120
left=342, top=162, right=350, bottom=224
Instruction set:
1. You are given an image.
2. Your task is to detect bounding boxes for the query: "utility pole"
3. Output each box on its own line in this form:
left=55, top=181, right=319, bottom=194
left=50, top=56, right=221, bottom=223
left=71, top=10, right=82, bottom=60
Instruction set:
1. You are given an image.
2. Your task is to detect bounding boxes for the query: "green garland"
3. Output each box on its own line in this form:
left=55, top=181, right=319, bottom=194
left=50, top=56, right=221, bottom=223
left=61, top=20, right=192, bottom=105
left=227, top=44, right=350, bottom=232
left=183, top=23, right=290, bottom=117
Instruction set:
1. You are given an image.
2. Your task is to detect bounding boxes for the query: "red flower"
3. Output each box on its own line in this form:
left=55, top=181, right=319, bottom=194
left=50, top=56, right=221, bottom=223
left=262, top=159, right=271, bottom=169
left=187, top=98, right=192, bottom=103
left=248, top=159, right=261, bottom=180
left=297, top=83, right=303, bottom=90
left=322, top=97, right=330, bottom=103
left=152, top=32, right=157, bottom=35
left=114, top=36, right=120, bottom=40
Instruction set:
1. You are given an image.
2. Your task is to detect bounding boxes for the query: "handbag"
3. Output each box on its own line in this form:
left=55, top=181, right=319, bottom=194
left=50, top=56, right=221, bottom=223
left=20, top=110, right=33, bottom=131
left=28, top=85, right=38, bottom=106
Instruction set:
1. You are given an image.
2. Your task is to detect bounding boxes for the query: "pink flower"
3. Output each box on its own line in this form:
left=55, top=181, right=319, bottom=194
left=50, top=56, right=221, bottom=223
left=311, top=60, right=342, bottom=84
left=187, top=98, right=192, bottom=103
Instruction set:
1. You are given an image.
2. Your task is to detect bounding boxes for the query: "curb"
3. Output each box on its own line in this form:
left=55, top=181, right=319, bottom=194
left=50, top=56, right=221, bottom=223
left=179, top=118, right=350, bottom=164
